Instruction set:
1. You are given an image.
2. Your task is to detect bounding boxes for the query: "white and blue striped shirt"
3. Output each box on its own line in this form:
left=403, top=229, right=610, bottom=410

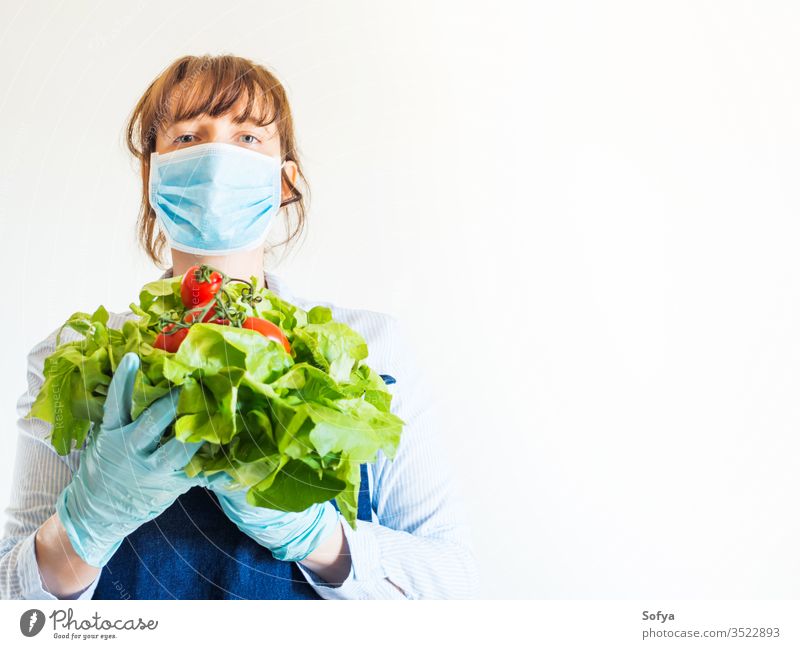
left=0, top=271, right=480, bottom=600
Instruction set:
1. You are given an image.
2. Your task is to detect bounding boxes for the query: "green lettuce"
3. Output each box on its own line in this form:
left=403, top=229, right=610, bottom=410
left=26, top=275, right=403, bottom=529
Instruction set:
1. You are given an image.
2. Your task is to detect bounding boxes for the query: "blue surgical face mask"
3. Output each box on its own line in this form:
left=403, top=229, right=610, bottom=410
left=148, top=142, right=284, bottom=255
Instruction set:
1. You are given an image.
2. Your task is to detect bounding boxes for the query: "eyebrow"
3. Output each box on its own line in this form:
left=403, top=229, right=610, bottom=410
left=167, top=118, right=267, bottom=130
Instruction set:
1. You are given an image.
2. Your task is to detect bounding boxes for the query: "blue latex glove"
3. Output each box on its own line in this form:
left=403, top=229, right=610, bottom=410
left=55, top=352, right=207, bottom=568
left=207, top=472, right=342, bottom=562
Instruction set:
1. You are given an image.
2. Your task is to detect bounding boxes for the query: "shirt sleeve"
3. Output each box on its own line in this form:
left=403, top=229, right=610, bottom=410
left=296, top=315, right=481, bottom=599
left=0, top=329, right=102, bottom=600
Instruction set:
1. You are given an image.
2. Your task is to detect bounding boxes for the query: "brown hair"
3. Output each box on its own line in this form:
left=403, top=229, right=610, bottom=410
left=124, top=54, right=309, bottom=267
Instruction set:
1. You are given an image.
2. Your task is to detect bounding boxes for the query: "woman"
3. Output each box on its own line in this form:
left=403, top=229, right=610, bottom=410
left=0, top=54, right=479, bottom=600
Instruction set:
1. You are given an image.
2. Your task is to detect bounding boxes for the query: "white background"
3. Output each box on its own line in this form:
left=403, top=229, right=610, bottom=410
left=1, top=0, right=800, bottom=598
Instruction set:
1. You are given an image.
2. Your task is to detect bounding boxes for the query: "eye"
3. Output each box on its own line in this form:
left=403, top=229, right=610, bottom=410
left=173, top=134, right=196, bottom=144
left=239, top=134, right=261, bottom=145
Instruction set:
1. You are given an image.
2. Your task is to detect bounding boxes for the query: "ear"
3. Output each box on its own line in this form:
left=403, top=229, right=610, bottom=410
left=281, top=161, right=299, bottom=203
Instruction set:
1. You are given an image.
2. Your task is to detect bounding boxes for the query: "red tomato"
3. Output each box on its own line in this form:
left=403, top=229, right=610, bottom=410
left=153, top=323, right=189, bottom=353
left=180, top=265, right=224, bottom=309
left=241, top=317, right=291, bottom=353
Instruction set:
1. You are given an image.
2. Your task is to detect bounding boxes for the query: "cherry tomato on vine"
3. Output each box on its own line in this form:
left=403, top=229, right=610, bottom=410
left=153, top=323, right=189, bottom=353
left=180, top=265, right=224, bottom=309
left=241, top=317, right=291, bottom=353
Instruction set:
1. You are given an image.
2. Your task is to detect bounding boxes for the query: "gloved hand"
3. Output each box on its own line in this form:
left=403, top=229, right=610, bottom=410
left=56, top=352, right=206, bottom=568
left=206, top=472, right=342, bottom=562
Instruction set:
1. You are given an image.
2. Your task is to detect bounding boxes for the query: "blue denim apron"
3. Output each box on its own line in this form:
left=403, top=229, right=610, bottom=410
left=91, top=462, right=370, bottom=600
left=92, top=374, right=395, bottom=600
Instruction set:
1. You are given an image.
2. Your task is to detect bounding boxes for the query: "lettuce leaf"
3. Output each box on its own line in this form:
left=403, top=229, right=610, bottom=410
left=25, top=277, right=404, bottom=529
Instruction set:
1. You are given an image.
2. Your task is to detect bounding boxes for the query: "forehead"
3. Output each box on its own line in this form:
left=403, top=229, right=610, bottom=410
left=166, top=114, right=272, bottom=133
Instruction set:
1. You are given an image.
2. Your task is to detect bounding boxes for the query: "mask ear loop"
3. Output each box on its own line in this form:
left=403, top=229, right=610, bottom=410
left=279, top=161, right=301, bottom=209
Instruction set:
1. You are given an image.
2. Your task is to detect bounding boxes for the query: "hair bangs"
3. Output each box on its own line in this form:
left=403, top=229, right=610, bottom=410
left=161, top=60, right=279, bottom=130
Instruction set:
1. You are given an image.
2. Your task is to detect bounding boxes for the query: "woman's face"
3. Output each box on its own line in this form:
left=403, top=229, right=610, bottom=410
left=154, top=95, right=298, bottom=201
